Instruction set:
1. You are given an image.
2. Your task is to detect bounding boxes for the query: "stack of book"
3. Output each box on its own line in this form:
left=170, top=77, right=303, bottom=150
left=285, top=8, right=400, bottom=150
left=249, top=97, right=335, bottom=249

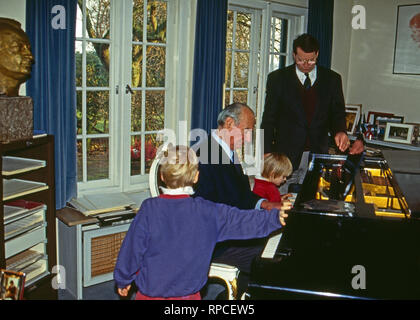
left=4, top=200, right=49, bottom=286
left=68, top=192, right=137, bottom=217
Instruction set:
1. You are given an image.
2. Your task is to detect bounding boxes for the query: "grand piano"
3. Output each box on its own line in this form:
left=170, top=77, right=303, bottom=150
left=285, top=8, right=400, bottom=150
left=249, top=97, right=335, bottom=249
left=248, top=152, right=420, bottom=299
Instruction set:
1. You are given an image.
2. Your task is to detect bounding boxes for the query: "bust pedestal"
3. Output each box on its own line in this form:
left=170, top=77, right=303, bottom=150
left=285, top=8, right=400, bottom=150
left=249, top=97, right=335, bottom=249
left=0, top=96, right=33, bottom=143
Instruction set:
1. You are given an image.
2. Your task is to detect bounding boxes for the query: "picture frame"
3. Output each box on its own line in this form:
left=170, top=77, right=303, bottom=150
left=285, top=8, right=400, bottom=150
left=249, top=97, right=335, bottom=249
left=375, top=115, right=404, bottom=139
left=345, top=105, right=361, bottom=135
left=367, top=111, right=394, bottom=124
left=345, top=104, right=362, bottom=114
left=393, top=4, right=420, bottom=75
left=0, top=269, right=26, bottom=300
left=406, top=122, right=420, bottom=145
left=374, top=115, right=404, bottom=126
left=384, top=123, right=414, bottom=145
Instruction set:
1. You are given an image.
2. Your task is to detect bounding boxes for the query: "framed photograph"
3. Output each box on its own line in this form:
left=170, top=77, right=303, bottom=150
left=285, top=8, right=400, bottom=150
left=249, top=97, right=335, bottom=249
left=0, top=269, right=26, bottom=300
left=384, top=123, right=414, bottom=144
left=374, top=115, right=404, bottom=125
left=393, top=4, right=420, bottom=74
left=375, top=115, right=404, bottom=139
left=346, top=104, right=362, bottom=113
left=345, top=106, right=360, bottom=135
left=406, top=122, right=420, bottom=144
left=367, top=111, right=394, bottom=124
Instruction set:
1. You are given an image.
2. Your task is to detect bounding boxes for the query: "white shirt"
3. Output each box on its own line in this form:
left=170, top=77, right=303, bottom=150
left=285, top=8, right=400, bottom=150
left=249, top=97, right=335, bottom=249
left=295, top=65, right=317, bottom=87
left=160, top=186, right=195, bottom=195
left=211, top=130, right=234, bottom=162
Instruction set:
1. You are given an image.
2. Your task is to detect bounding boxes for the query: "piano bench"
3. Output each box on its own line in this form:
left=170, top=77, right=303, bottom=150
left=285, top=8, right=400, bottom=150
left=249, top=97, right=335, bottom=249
left=208, top=263, right=240, bottom=300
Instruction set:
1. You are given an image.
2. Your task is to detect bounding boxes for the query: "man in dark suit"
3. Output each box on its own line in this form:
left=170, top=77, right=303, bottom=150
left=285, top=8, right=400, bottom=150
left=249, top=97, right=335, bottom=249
left=261, top=34, right=363, bottom=174
left=194, top=102, right=290, bottom=215
left=193, top=103, right=291, bottom=295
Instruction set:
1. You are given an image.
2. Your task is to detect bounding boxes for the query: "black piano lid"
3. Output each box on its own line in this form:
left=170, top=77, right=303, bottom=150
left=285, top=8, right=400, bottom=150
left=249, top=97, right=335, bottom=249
left=249, top=152, right=420, bottom=299
left=295, top=153, right=377, bottom=218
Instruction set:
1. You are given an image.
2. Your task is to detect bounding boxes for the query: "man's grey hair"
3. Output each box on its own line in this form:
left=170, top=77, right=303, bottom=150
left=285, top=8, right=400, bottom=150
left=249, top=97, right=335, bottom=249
left=217, top=102, right=254, bottom=127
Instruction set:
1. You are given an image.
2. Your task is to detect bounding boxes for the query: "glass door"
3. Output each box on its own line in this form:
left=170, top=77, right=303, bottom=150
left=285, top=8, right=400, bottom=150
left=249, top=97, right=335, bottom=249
left=76, top=0, right=170, bottom=193
left=128, top=0, right=167, bottom=187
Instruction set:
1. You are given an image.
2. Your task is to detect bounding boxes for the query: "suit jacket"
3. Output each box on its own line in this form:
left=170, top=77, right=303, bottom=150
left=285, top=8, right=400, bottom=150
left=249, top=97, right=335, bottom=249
left=193, top=135, right=261, bottom=210
left=261, top=64, right=347, bottom=170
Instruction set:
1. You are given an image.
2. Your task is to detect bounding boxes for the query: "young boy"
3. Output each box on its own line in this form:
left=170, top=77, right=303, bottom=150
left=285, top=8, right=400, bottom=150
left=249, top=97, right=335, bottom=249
left=114, top=145, right=291, bottom=300
left=253, top=152, right=293, bottom=203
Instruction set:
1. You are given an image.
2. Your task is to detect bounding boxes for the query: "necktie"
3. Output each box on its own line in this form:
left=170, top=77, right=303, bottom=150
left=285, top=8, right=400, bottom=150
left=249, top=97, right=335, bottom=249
left=304, top=72, right=311, bottom=90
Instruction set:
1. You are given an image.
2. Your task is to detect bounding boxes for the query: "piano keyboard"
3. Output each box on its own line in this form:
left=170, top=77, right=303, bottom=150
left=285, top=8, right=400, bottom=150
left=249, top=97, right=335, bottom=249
left=260, top=193, right=297, bottom=259
left=261, top=232, right=283, bottom=259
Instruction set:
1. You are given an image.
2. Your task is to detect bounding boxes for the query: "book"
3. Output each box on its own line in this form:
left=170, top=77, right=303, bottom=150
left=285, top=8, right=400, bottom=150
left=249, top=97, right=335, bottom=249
left=3, top=179, right=48, bottom=201
left=4, top=200, right=46, bottom=225
left=4, top=210, right=45, bottom=240
left=3, top=205, right=28, bottom=223
left=20, top=260, right=47, bottom=286
left=68, top=192, right=136, bottom=216
left=6, top=199, right=45, bottom=211
left=2, top=156, right=46, bottom=176
left=123, top=191, right=149, bottom=211
left=6, top=249, right=45, bottom=272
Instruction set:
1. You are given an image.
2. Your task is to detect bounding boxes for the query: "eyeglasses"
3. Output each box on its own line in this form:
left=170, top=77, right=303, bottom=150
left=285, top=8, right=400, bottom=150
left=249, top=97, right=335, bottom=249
left=295, top=56, right=317, bottom=65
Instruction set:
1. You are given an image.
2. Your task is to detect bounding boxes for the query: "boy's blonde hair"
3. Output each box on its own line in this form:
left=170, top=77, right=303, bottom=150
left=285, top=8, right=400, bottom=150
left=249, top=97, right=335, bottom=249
left=159, top=145, right=199, bottom=189
left=261, top=152, right=293, bottom=179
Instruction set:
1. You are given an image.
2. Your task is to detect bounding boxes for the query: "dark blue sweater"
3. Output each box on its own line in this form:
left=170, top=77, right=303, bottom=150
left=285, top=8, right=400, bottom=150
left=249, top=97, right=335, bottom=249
left=113, top=195, right=281, bottom=298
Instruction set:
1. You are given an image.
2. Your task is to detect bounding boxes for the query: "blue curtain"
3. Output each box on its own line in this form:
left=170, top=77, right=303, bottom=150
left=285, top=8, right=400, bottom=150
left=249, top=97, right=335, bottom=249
left=191, top=0, right=228, bottom=134
left=26, top=0, right=77, bottom=209
left=307, top=0, right=334, bottom=68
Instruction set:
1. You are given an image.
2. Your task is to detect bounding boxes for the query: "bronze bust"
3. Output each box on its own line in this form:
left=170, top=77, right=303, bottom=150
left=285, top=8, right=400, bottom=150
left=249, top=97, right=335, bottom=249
left=0, top=18, right=34, bottom=97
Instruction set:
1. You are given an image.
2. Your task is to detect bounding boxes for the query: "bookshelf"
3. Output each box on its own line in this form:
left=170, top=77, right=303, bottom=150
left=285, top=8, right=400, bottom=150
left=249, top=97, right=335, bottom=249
left=0, top=135, right=57, bottom=299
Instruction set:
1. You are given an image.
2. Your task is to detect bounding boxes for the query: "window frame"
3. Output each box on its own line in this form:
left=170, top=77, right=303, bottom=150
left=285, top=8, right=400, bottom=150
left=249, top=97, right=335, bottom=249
left=226, top=0, right=307, bottom=117
left=75, top=0, right=115, bottom=192
left=227, top=0, right=307, bottom=173
left=76, top=0, right=196, bottom=196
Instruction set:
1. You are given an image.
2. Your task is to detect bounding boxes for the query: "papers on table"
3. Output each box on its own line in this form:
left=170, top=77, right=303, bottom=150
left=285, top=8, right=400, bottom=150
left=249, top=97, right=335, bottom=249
left=69, top=192, right=136, bottom=216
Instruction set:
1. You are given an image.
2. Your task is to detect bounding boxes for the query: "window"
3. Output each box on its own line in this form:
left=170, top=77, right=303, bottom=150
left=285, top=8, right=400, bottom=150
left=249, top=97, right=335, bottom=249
left=225, top=0, right=307, bottom=124
left=225, top=8, right=255, bottom=109
left=76, top=0, right=112, bottom=184
left=128, top=0, right=167, bottom=178
left=76, top=0, right=184, bottom=194
left=225, top=1, right=306, bottom=172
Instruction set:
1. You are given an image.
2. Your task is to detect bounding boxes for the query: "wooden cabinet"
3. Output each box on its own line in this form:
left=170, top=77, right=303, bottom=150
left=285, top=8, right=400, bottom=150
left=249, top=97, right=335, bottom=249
left=1, top=135, right=57, bottom=299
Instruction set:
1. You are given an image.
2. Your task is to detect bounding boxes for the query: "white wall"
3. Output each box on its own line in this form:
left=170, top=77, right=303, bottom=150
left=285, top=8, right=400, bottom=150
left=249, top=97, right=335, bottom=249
left=0, top=0, right=25, bottom=28
left=331, top=0, right=353, bottom=97
left=333, top=0, right=420, bottom=123
left=0, top=0, right=27, bottom=95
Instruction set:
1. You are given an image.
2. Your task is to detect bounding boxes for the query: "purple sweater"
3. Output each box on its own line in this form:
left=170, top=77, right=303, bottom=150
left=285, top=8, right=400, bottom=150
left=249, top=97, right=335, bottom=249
left=113, top=195, right=282, bottom=298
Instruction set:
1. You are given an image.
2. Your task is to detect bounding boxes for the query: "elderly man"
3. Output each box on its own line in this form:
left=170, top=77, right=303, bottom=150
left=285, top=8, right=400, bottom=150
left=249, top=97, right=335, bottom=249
left=194, top=102, right=289, bottom=213
left=194, top=103, right=291, bottom=296
left=0, top=18, right=34, bottom=96
left=261, top=34, right=364, bottom=192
